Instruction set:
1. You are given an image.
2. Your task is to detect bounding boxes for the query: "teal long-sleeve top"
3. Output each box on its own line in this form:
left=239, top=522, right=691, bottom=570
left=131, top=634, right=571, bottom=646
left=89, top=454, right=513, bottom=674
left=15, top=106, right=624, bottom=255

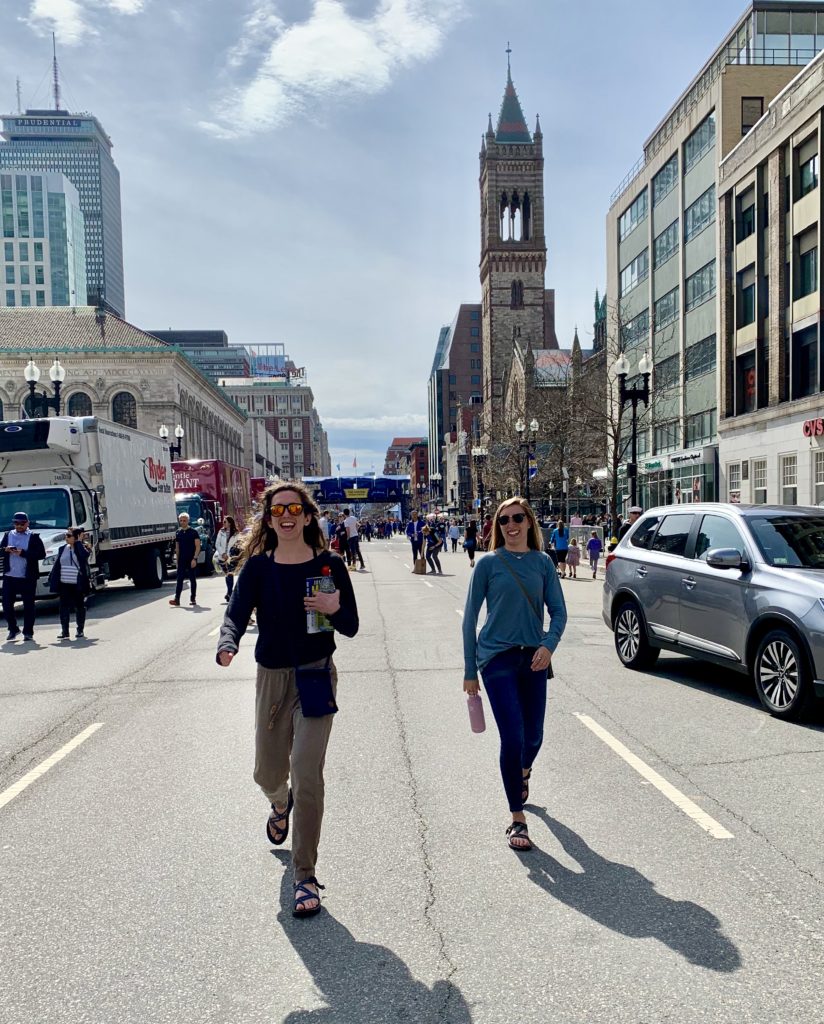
left=463, top=549, right=568, bottom=680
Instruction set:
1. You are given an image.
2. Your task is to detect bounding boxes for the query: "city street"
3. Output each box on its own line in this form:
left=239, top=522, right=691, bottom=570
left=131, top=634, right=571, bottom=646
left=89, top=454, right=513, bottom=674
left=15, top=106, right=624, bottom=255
left=2, top=540, right=824, bottom=1024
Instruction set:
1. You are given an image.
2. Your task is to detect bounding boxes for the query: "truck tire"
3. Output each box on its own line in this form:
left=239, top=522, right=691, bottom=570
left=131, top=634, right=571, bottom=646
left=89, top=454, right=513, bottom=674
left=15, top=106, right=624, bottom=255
left=133, top=547, right=164, bottom=590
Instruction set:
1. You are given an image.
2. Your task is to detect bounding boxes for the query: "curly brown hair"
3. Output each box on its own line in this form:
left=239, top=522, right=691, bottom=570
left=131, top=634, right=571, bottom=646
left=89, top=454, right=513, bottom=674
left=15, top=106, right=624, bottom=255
left=239, top=480, right=327, bottom=563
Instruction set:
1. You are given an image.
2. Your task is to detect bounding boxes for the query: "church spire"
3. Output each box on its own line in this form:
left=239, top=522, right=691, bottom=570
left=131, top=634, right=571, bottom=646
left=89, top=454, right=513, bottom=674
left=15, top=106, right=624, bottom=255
left=496, top=44, right=532, bottom=144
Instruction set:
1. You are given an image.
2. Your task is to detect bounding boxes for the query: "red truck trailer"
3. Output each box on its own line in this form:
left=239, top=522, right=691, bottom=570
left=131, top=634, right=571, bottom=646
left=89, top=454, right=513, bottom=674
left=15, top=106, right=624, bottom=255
left=172, top=460, right=251, bottom=571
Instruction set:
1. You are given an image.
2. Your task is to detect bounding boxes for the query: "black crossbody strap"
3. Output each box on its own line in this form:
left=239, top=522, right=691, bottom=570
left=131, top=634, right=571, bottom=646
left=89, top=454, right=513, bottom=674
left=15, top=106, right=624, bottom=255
left=494, top=550, right=544, bottom=628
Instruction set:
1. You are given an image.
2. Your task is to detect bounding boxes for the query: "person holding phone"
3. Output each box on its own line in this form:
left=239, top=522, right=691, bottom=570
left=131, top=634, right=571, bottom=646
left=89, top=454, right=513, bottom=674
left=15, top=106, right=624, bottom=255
left=48, top=528, right=91, bottom=639
left=216, top=482, right=358, bottom=918
left=2, top=512, right=46, bottom=642
left=462, top=497, right=567, bottom=853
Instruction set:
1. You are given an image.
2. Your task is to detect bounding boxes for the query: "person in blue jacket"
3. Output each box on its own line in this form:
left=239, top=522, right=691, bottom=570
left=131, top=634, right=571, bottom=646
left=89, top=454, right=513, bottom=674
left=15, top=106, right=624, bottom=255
left=463, top=498, right=567, bottom=853
left=406, top=510, right=424, bottom=566
left=549, top=519, right=571, bottom=578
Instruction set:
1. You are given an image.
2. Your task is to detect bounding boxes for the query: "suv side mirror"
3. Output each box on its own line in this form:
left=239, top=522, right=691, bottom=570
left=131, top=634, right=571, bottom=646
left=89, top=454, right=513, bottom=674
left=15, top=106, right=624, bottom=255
left=707, top=547, right=750, bottom=572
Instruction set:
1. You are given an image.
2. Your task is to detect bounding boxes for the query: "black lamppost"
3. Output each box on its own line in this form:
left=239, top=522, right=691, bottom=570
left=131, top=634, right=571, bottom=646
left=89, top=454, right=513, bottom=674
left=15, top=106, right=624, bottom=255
left=515, top=417, right=539, bottom=502
left=159, top=423, right=185, bottom=459
left=416, top=481, right=427, bottom=510
left=430, top=472, right=442, bottom=508
left=23, top=358, right=65, bottom=416
left=471, top=445, right=488, bottom=516
left=613, top=350, right=652, bottom=510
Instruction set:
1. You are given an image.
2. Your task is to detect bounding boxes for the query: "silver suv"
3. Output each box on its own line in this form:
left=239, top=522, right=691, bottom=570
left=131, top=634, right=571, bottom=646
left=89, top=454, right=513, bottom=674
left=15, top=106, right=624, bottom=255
left=602, top=503, right=824, bottom=720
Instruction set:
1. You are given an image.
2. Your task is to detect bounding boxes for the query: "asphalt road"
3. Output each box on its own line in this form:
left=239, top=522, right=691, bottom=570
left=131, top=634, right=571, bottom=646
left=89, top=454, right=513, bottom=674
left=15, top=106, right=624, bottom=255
left=2, top=540, right=824, bottom=1023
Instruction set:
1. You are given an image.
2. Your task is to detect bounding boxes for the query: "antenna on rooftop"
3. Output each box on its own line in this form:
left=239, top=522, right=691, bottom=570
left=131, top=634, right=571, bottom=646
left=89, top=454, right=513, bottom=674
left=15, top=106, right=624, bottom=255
left=16, top=77, right=22, bottom=114
left=52, top=33, right=61, bottom=110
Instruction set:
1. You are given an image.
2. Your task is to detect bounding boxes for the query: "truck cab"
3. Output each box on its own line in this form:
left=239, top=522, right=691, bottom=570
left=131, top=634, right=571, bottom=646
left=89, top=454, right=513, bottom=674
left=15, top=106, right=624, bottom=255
left=175, top=494, right=219, bottom=574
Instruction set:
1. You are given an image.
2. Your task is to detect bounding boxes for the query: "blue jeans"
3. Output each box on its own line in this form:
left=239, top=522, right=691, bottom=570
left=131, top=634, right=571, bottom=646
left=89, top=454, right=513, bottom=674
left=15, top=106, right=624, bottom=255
left=481, top=647, right=548, bottom=812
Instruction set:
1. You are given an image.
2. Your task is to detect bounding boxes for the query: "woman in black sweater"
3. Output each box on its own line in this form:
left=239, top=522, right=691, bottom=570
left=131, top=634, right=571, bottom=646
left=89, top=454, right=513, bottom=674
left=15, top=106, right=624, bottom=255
left=217, top=482, right=358, bottom=918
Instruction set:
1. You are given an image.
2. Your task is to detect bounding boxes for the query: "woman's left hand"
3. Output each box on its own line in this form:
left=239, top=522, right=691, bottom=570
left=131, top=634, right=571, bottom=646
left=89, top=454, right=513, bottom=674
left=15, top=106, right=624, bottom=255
left=304, top=589, right=341, bottom=616
left=531, top=646, right=552, bottom=672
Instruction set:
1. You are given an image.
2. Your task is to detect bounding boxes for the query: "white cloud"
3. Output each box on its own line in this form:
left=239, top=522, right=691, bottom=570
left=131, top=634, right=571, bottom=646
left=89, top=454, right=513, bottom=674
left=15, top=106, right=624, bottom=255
left=24, top=0, right=146, bottom=45
left=201, top=0, right=466, bottom=138
left=324, top=413, right=427, bottom=432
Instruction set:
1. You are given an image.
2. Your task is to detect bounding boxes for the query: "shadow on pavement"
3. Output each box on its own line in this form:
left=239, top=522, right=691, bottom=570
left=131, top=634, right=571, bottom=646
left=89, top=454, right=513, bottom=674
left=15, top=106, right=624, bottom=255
left=271, top=850, right=473, bottom=1023
left=525, top=808, right=742, bottom=973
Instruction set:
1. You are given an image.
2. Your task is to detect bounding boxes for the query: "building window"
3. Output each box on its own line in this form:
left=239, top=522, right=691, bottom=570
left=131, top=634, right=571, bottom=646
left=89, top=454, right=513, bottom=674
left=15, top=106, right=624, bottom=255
left=4, top=289, right=14, bottom=306
left=449, top=374, right=457, bottom=385
left=684, top=185, right=716, bottom=241
left=736, top=188, right=756, bottom=242
left=728, top=463, right=741, bottom=501
left=470, top=310, right=480, bottom=320
left=35, top=290, right=45, bottom=306
left=684, top=112, right=716, bottom=172
left=618, top=190, right=648, bottom=241
left=685, top=335, right=716, bottom=380
left=795, top=228, right=817, bottom=298
left=619, top=249, right=648, bottom=296
left=621, top=308, right=649, bottom=349
left=654, top=287, right=679, bottom=329
left=741, top=96, right=764, bottom=136
left=653, top=220, right=679, bottom=268
left=19, top=266, right=30, bottom=286
left=5, top=266, right=13, bottom=284
left=753, top=458, right=767, bottom=503
left=3, top=242, right=11, bottom=261
left=685, top=261, right=716, bottom=311
left=791, top=325, right=818, bottom=398
left=685, top=408, right=717, bottom=447
left=470, top=374, right=481, bottom=385
left=112, top=391, right=137, bottom=429
left=799, top=153, right=819, bottom=198
left=652, top=154, right=678, bottom=205
left=781, top=454, right=797, bottom=505
left=736, top=352, right=756, bottom=414
left=33, top=241, right=43, bottom=262
left=68, top=392, right=93, bottom=417
left=654, top=420, right=679, bottom=454
left=470, top=342, right=480, bottom=353
left=19, top=242, right=28, bottom=262
left=814, top=450, right=824, bottom=504
left=737, top=265, right=756, bottom=326
left=34, top=265, right=44, bottom=285
left=20, top=291, right=31, bottom=307
left=655, top=353, right=679, bottom=390
left=470, top=327, right=480, bottom=337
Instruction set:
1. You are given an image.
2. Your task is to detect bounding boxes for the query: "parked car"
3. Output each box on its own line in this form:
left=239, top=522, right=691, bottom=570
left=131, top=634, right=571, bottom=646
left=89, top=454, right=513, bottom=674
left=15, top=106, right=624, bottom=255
left=602, top=503, right=824, bottom=720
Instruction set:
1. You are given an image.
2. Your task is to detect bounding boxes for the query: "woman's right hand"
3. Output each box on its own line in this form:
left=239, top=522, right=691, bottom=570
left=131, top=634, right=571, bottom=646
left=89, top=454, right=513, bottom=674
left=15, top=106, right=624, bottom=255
left=217, top=651, right=234, bottom=667
left=463, top=678, right=480, bottom=696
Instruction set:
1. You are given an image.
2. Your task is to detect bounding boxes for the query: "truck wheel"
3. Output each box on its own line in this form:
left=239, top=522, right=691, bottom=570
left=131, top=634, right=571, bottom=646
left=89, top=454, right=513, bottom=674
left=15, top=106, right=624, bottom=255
left=198, top=545, right=215, bottom=577
left=133, top=548, right=164, bottom=590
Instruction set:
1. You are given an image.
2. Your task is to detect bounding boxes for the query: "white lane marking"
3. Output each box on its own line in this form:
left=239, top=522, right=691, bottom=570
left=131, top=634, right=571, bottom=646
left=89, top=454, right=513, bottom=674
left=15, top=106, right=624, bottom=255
left=0, top=723, right=104, bottom=811
left=403, top=563, right=410, bottom=570
left=573, top=713, right=734, bottom=840
left=208, top=625, right=221, bottom=637
left=456, top=609, right=464, bottom=617
left=423, top=580, right=434, bottom=588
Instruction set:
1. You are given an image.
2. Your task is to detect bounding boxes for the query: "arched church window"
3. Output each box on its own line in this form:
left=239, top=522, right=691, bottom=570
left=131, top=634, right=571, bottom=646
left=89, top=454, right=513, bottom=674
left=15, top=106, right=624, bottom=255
left=68, top=392, right=93, bottom=418
left=522, top=192, right=531, bottom=241
left=510, top=191, right=522, bottom=241
left=510, top=279, right=524, bottom=309
left=112, top=391, right=137, bottom=429
left=500, top=192, right=509, bottom=240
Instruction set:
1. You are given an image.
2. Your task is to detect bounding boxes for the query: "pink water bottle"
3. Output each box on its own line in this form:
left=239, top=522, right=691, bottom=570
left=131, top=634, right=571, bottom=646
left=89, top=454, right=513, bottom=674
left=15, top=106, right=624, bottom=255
left=467, top=693, right=486, bottom=733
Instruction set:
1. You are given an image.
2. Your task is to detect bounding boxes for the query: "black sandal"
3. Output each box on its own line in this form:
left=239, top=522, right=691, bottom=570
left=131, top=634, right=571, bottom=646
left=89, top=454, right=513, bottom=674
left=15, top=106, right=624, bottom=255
left=506, top=821, right=533, bottom=852
left=293, top=876, right=325, bottom=918
left=266, top=789, right=293, bottom=846
left=521, top=769, right=532, bottom=805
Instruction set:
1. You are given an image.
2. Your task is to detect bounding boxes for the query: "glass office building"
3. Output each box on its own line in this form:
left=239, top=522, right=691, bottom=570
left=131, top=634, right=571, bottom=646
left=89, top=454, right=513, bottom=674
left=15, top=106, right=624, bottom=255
left=1, top=170, right=86, bottom=307
left=0, top=110, right=124, bottom=316
left=606, top=1, right=824, bottom=512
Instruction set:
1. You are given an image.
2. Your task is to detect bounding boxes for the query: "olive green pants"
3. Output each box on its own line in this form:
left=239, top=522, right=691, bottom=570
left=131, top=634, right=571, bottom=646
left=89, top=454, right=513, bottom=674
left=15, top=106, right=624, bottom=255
left=254, top=660, right=338, bottom=882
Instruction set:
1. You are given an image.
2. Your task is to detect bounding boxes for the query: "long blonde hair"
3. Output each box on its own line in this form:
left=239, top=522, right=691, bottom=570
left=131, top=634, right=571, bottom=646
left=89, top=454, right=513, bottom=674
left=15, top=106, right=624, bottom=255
left=489, top=496, right=543, bottom=551
left=240, top=481, right=327, bottom=563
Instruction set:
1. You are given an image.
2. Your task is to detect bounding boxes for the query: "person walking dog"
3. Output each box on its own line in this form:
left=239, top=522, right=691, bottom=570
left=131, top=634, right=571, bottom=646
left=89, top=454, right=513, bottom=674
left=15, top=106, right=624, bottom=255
left=216, top=482, right=359, bottom=919
left=2, top=511, right=46, bottom=642
left=48, top=528, right=91, bottom=639
left=463, top=497, right=567, bottom=852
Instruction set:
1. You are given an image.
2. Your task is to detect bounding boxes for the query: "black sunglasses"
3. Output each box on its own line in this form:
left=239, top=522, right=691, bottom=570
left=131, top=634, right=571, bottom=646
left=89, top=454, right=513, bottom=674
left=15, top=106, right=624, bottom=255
left=498, top=513, right=527, bottom=525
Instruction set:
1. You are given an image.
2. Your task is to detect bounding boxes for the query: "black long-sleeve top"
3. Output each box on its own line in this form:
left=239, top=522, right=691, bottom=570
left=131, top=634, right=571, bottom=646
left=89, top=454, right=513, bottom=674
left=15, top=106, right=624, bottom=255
left=216, top=549, right=359, bottom=669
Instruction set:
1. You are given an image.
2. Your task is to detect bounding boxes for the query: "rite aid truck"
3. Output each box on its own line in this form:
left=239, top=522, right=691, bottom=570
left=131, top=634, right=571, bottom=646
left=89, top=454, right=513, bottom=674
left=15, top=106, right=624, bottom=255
left=0, top=416, right=177, bottom=594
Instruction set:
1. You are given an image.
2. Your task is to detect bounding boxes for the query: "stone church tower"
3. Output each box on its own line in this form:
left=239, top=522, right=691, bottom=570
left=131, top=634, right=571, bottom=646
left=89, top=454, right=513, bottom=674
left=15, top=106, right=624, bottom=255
left=479, top=58, right=557, bottom=439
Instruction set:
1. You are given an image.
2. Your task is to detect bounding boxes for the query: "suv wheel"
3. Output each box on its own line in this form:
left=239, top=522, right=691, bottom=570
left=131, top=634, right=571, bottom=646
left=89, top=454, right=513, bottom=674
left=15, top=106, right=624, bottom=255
left=613, top=600, right=660, bottom=670
left=753, top=629, right=812, bottom=720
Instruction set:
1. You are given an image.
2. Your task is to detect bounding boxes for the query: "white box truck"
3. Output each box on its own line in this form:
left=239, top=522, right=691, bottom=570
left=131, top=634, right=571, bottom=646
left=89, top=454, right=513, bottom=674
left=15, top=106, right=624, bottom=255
left=0, top=416, right=178, bottom=595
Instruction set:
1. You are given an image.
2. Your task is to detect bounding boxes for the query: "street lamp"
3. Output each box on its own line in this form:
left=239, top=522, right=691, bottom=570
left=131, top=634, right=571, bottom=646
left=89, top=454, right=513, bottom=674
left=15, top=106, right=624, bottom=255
left=159, top=423, right=185, bottom=459
left=430, top=472, right=442, bottom=508
left=416, top=481, right=427, bottom=510
left=613, top=349, right=652, bottom=510
left=23, top=358, right=65, bottom=416
left=471, top=446, right=488, bottom=516
left=515, top=417, right=539, bottom=502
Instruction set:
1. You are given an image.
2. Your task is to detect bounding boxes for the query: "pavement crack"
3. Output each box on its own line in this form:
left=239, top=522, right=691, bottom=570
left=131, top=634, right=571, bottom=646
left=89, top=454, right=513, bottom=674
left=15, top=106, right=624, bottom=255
left=690, top=747, right=824, bottom=768
left=369, top=573, right=460, bottom=1016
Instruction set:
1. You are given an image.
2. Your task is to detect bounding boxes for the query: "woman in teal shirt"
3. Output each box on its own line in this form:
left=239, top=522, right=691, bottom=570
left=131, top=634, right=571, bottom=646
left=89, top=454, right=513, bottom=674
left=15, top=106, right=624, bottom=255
left=463, top=498, right=567, bottom=852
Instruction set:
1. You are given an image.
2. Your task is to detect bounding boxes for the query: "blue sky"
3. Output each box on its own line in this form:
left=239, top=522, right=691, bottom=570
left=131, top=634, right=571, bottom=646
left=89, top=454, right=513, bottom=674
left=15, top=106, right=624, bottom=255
left=1, top=0, right=756, bottom=471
